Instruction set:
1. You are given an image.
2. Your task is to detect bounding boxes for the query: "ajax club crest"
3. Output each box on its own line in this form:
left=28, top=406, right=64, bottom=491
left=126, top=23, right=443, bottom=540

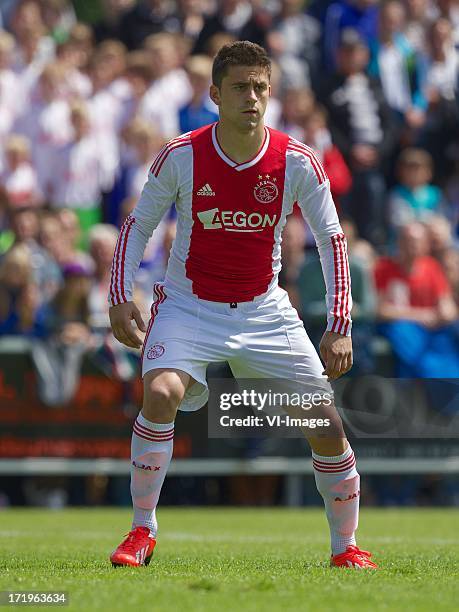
left=254, top=174, right=278, bottom=204
left=147, top=343, right=165, bottom=359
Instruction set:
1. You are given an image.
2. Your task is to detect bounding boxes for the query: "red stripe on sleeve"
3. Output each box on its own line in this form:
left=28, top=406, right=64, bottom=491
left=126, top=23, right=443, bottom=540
left=150, top=135, right=191, bottom=175
left=119, top=216, right=135, bottom=303
left=153, top=141, right=191, bottom=177
left=288, top=140, right=327, bottom=183
left=342, top=237, right=351, bottom=335
left=287, top=144, right=323, bottom=184
left=331, top=234, right=342, bottom=332
left=290, top=140, right=327, bottom=182
left=112, top=218, right=130, bottom=305
left=337, top=235, right=346, bottom=333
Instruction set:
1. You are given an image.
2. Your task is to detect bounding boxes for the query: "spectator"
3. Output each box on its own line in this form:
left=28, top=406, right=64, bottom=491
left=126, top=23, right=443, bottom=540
left=388, top=148, right=446, bottom=237
left=119, top=50, right=154, bottom=131
left=125, top=118, right=163, bottom=199
left=96, top=39, right=130, bottom=102
left=267, top=0, right=322, bottom=89
left=279, top=214, right=307, bottom=311
left=59, top=208, right=95, bottom=265
left=87, top=223, right=138, bottom=380
left=418, top=18, right=459, bottom=181
left=86, top=42, right=125, bottom=190
left=0, top=29, right=21, bottom=139
left=8, top=206, right=62, bottom=301
left=323, top=0, right=380, bottom=71
left=38, top=208, right=92, bottom=272
left=13, top=62, right=72, bottom=196
left=178, top=54, right=218, bottom=133
left=87, top=223, right=119, bottom=330
left=403, top=0, right=430, bottom=52
left=10, top=0, right=55, bottom=102
left=0, top=243, right=40, bottom=336
left=54, top=38, right=92, bottom=99
left=65, top=21, right=94, bottom=73
left=31, top=260, right=94, bottom=406
left=319, top=28, right=398, bottom=244
left=0, top=134, right=43, bottom=208
left=303, top=105, right=353, bottom=212
left=368, top=0, right=427, bottom=131
left=422, top=17, right=458, bottom=106
left=39, top=0, right=77, bottom=44
left=298, top=217, right=377, bottom=372
left=374, top=222, right=459, bottom=376
left=279, top=86, right=315, bottom=141
left=93, top=0, right=136, bottom=44
left=138, top=32, right=192, bottom=138
left=117, top=0, right=181, bottom=50
left=39, top=210, right=70, bottom=265
left=176, top=0, right=209, bottom=42
left=48, top=101, right=105, bottom=242
left=193, top=0, right=269, bottom=55
left=429, top=0, right=459, bottom=47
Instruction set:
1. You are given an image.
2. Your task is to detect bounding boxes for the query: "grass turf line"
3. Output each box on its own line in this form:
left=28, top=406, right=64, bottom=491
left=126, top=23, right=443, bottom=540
left=1, top=508, right=458, bottom=611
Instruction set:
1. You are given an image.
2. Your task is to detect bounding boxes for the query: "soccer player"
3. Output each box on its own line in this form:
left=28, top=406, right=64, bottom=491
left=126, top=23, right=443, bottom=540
left=108, top=41, right=377, bottom=570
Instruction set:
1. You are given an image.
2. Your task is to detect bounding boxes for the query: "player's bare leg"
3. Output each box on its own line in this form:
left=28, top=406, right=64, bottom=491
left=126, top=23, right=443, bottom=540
left=110, top=369, right=194, bottom=567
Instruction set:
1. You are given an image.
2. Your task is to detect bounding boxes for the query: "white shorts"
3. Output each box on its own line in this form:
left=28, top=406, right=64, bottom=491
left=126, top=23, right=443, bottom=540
left=141, top=282, right=330, bottom=411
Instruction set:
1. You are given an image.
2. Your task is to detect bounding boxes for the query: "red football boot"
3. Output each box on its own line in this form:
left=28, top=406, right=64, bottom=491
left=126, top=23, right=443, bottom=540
left=331, top=545, right=378, bottom=569
left=110, top=526, right=156, bottom=567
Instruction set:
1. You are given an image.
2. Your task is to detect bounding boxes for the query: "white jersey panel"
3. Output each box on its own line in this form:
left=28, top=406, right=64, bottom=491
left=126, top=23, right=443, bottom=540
left=287, top=143, right=352, bottom=335
left=164, top=144, right=195, bottom=295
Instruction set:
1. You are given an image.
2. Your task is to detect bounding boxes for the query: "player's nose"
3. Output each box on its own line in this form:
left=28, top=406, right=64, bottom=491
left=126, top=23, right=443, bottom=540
left=246, top=87, right=258, bottom=102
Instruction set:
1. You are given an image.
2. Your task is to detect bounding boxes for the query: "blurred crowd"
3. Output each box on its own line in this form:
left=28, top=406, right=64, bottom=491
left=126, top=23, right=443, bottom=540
left=0, top=0, right=459, bottom=407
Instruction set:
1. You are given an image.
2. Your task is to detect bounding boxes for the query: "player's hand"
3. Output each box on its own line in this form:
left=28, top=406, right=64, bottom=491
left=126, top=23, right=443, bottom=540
left=109, top=301, right=146, bottom=349
left=319, top=331, right=353, bottom=380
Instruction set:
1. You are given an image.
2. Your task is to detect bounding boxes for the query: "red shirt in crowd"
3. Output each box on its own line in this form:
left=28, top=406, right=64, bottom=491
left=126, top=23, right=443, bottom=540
left=374, top=256, right=451, bottom=309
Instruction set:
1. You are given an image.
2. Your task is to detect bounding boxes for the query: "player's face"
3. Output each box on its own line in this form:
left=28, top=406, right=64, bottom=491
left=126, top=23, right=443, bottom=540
left=210, top=65, right=271, bottom=131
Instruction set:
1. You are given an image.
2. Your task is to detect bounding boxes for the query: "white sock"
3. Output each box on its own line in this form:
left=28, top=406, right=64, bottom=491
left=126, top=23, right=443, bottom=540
left=130, top=413, right=174, bottom=537
left=312, top=445, right=360, bottom=555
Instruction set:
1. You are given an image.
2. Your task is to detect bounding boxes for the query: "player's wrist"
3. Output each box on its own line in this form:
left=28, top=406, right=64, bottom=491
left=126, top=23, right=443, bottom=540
left=326, top=318, right=352, bottom=337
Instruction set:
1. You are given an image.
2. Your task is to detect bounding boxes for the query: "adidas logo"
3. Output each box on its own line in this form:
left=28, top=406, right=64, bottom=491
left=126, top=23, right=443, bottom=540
left=197, top=183, right=215, bottom=196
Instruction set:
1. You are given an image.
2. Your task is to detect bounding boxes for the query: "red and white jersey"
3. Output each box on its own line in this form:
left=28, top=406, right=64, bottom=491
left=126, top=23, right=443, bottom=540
left=109, top=123, right=352, bottom=335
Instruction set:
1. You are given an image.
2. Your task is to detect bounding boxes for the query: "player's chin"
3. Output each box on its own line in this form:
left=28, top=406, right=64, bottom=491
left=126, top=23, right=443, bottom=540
left=241, top=112, right=260, bottom=126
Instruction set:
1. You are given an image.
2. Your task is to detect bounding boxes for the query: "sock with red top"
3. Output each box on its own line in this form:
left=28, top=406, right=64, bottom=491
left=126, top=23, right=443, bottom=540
left=312, top=444, right=360, bottom=555
left=130, top=412, right=174, bottom=537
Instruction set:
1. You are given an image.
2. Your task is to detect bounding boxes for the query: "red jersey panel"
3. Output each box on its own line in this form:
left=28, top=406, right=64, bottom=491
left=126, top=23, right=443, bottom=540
left=186, top=124, right=289, bottom=302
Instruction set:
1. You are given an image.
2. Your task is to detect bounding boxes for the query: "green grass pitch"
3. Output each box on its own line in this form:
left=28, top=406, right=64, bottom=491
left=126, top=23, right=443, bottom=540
left=1, top=508, right=458, bottom=611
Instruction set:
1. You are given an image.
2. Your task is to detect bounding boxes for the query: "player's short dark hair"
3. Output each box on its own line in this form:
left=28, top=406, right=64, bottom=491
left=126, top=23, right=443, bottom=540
left=212, top=41, right=271, bottom=87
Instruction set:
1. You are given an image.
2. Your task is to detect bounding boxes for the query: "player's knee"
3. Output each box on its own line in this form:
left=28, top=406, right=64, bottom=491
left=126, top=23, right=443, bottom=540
left=143, top=380, right=182, bottom=421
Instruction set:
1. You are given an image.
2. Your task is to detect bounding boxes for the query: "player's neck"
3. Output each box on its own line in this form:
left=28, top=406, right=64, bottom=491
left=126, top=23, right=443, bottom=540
left=216, top=120, right=266, bottom=164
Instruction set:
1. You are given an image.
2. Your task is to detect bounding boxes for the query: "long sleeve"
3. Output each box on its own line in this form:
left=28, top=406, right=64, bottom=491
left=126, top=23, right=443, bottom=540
left=289, top=145, right=353, bottom=335
left=108, top=147, right=179, bottom=306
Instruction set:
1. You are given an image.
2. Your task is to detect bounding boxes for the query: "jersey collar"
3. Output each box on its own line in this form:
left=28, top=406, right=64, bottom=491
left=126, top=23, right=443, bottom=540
left=211, top=123, right=270, bottom=172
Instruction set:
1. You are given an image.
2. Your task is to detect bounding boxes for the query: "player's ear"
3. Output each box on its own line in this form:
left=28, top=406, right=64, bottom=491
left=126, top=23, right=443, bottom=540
left=209, top=84, right=220, bottom=106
